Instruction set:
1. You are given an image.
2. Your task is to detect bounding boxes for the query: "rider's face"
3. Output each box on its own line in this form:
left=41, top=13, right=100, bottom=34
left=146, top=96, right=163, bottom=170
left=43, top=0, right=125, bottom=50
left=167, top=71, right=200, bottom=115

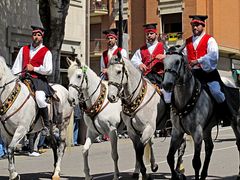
left=191, top=23, right=204, bottom=36
left=106, top=36, right=117, bottom=48
left=145, top=32, right=158, bottom=44
left=32, top=32, right=43, bottom=47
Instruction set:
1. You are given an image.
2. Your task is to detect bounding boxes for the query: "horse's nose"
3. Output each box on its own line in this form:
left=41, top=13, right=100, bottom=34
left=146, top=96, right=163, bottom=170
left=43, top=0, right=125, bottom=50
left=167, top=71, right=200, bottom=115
left=108, top=94, right=117, bottom=103
left=162, top=82, right=173, bottom=92
left=68, top=97, right=76, bottom=106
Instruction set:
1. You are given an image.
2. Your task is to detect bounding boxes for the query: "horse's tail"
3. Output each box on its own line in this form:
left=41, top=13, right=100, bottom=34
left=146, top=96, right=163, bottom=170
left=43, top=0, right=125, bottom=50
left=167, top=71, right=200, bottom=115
left=144, top=141, right=151, bottom=163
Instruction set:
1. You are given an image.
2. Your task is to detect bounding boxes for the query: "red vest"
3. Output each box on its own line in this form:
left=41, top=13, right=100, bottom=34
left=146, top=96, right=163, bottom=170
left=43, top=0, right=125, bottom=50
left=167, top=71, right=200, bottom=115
left=102, top=47, right=122, bottom=68
left=186, top=34, right=211, bottom=64
left=22, top=45, right=49, bottom=78
left=140, top=42, right=164, bottom=76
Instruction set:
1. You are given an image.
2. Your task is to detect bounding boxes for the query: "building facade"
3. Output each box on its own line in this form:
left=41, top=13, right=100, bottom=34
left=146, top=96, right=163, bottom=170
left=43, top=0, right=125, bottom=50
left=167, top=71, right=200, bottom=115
left=89, top=0, right=240, bottom=73
left=0, top=0, right=86, bottom=87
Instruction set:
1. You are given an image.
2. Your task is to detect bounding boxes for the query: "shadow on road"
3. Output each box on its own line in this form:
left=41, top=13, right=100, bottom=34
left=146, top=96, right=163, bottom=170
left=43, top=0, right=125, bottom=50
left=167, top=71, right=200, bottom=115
left=0, top=172, right=237, bottom=179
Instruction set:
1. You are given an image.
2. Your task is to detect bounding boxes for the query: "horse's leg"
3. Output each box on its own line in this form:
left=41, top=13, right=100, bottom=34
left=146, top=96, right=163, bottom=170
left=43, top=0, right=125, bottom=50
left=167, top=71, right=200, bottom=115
left=148, top=137, right=158, bottom=173
left=8, top=127, right=27, bottom=180
left=109, top=129, right=120, bottom=180
left=230, top=118, right=240, bottom=180
left=140, top=124, right=156, bottom=180
left=45, top=129, right=58, bottom=179
left=52, top=124, right=68, bottom=180
left=192, top=130, right=203, bottom=180
left=200, top=131, right=213, bottom=180
left=83, top=129, right=98, bottom=180
left=167, top=129, right=185, bottom=180
left=175, top=137, right=186, bottom=173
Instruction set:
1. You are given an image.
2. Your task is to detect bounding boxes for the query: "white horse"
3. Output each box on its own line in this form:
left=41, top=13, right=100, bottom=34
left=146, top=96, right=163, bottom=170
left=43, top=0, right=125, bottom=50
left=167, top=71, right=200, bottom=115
left=67, top=58, right=124, bottom=180
left=162, top=45, right=240, bottom=180
left=106, top=53, right=185, bottom=180
left=0, top=56, right=73, bottom=180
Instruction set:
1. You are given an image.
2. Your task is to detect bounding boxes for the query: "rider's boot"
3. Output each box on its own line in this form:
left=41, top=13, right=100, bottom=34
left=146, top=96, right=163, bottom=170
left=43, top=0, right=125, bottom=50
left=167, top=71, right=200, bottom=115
left=40, top=107, right=50, bottom=136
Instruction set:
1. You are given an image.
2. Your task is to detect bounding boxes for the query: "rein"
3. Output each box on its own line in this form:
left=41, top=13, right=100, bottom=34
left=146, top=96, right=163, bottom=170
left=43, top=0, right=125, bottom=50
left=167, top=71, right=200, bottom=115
left=69, top=65, right=110, bottom=134
left=108, top=58, right=156, bottom=117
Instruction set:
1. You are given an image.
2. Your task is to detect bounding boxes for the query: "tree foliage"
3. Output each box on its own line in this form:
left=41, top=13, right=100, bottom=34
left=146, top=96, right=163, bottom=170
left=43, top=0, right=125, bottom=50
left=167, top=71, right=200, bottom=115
left=39, top=0, right=70, bottom=83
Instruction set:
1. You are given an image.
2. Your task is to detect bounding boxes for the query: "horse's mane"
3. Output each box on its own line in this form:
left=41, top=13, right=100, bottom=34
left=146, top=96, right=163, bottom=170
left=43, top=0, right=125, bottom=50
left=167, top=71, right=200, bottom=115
left=0, top=56, right=15, bottom=79
left=67, top=61, right=79, bottom=78
left=67, top=59, right=100, bottom=80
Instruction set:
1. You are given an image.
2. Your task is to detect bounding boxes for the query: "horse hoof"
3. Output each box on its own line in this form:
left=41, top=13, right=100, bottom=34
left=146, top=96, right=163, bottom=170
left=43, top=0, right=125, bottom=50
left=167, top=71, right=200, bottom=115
left=85, top=176, right=93, bottom=180
left=151, top=164, right=158, bottom=172
left=113, top=176, right=122, bottom=180
left=179, top=163, right=185, bottom=174
left=52, top=175, right=60, bottom=180
left=237, top=175, right=240, bottom=180
left=143, top=174, right=152, bottom=180
left=132, top=173, right=139, bottom=179
left=12, top=175, right=20, bottom=180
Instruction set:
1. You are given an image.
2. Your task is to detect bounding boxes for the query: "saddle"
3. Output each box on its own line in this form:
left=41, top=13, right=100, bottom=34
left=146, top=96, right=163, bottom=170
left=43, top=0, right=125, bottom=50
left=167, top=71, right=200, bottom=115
left=22, top=79, right=63, bottom=134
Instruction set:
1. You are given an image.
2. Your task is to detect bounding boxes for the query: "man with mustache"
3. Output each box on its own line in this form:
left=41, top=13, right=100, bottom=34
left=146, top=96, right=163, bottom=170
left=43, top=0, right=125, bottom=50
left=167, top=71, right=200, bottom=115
left=131, top=23, right=171, bottom=104
left=100, top=28, right=128, bottom=80
left=185, top=15, right=234, bottom=126
left=12, top=25, right=53, bottom=136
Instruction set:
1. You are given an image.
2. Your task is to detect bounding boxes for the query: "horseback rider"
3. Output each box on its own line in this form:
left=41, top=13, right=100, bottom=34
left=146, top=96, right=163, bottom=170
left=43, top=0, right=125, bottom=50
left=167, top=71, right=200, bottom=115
left=185, top=15, right=233, bottom=126
left=12, top=25, right=53, bottom=136
left=131, top=23, right=171, bottom=104
left=100, top=28, right=128, bottom=80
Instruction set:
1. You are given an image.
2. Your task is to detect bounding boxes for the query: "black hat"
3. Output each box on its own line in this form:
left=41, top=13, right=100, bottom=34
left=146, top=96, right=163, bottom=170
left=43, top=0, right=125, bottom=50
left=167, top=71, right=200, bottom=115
left=102, top=28, right=118, bottom=39
left=31, top=25, right=45, bottom=36
left=143, top=23, right=157, bottom=33
left=189, top=15, right=208, bottom=26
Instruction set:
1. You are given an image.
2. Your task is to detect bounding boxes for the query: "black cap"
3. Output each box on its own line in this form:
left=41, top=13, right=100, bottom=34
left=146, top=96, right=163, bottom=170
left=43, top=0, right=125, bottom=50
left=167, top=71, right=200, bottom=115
left=189, top=15, right=208, bottom=26
left=143, top=23, right=157, bottom=30
left=31, top=25, right=45, bottom=36
left=31, top=25, right=45, bottom=32
left=102, top=28, right=118, bottom=36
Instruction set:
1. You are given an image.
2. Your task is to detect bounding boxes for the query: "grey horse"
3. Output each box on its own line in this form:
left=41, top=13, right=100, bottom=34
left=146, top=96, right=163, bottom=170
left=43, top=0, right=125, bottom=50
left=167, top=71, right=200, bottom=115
left=162, top=45, right=240, bottom=180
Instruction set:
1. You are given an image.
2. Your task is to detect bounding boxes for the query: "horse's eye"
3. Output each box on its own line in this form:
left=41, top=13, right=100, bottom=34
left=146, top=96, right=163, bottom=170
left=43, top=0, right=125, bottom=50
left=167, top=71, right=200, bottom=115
left=77, top=74, right=81, bottom=78
left=176, top=60, right=180, bottom=66
left=117, top=70, right=121, bottom=75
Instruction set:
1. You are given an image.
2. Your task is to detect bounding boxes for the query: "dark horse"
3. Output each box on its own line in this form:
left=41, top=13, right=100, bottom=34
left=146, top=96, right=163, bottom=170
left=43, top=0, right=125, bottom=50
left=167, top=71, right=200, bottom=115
left=162, top=45, right=240, bottom=180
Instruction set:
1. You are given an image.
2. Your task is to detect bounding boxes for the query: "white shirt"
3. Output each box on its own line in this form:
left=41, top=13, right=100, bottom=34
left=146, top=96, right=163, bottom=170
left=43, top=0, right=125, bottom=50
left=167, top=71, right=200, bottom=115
left=100, top=44, right=128, bottom=71
left=184, top=32, right=219, bottom=72
left=12, top=43, right=52, bottom=75
left=131, top=40, right=159, bottom=70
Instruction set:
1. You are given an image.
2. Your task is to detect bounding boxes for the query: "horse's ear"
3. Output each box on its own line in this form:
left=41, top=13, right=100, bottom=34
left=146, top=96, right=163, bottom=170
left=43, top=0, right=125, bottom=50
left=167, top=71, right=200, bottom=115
left=163, top=40, right=169, bottom=52
left=75, top=58, right=81, bottom=67
left=66, top=57, right=73, bottom=67
left=177, top=41, right=186, bottom=53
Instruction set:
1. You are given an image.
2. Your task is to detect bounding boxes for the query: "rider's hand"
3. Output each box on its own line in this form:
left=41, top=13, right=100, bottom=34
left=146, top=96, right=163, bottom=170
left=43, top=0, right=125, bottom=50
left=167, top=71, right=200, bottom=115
left=155, top=54, right=166, bottom=60
left=190, top=60, right=199, bottom=67
left=139, top=63, right=147, bottom=72
left=26, top=64, right=34, bottom=72
left=102, top=68, right=107, bottom=74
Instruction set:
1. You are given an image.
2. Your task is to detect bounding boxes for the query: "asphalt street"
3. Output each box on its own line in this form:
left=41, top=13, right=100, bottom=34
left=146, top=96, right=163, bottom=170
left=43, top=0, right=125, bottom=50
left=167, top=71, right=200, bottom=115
left=0, top=126, right=239, bottom=180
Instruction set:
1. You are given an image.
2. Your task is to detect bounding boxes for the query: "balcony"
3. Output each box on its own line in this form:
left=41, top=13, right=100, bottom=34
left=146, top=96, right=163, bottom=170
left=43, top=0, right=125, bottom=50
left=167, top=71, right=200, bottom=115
left=90, top=0, right=108, bottom=17
left=90, top=38, right=107, bottom=57
left=160, top=32, right=183, bottom=46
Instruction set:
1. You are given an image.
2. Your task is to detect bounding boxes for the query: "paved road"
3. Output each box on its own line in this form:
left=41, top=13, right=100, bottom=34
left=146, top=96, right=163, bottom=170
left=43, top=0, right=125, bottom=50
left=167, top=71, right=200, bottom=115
left=0, top=126, right=239, bottom=180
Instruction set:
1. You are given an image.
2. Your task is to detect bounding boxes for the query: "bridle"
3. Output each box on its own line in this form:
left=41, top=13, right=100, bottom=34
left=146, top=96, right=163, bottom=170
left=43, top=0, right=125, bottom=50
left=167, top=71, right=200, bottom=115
left=108, top=58, right=128, bottom=98
left=108, top=57, right=143, bottom=102
left=164, top=51, right=192, bottom=86
left=68, top=65, right=102, bottom=103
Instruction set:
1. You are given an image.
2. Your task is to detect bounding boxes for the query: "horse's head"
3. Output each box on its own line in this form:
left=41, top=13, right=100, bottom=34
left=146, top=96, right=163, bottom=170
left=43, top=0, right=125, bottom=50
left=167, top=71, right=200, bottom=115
left=67, top=58, right=88, bottom=106
left=162, top=43, right=189, bottom=92
left=0, top=56, right=15, bottom=89
left=107, top=51, right=128, bottom=103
